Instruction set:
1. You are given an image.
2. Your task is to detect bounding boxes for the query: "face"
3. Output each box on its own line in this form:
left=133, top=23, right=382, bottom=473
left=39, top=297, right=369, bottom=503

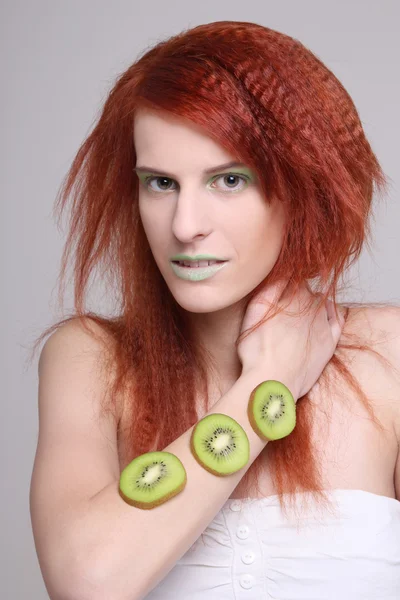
left=134, top=107, right=286, bottom=314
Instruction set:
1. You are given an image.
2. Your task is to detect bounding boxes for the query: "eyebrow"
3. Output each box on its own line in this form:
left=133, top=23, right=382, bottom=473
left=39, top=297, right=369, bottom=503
left=133, top=161, right=248, bottom=178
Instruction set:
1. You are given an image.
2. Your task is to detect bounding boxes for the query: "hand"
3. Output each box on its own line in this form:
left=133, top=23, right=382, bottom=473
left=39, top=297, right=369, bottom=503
left=238, top=280, right=346, bottom=400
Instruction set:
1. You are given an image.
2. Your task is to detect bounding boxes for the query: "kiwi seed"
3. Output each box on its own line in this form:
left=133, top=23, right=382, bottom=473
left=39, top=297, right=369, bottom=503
left=248, top=380, right=296, bottom=441
left=119, top=451, right=187, bottom=509
left=190, top=413, right=250, bottom=476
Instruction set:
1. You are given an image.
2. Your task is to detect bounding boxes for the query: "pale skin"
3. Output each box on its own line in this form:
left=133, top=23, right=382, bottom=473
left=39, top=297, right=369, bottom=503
left=28, top=106, right=400, bottom=600
left=134, top=107, right=287, bottom=392
left=133, top=107, right=400, bottom=501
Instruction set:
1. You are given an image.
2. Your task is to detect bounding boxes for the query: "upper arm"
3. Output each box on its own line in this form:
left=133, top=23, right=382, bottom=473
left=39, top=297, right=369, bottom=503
left=346, top=305, right=400, bottom=500
left=368, top=306, right=400, bottom=500
left=30, top=318, right=122, bottom=599
left=383, top=309, right=400, bottom=500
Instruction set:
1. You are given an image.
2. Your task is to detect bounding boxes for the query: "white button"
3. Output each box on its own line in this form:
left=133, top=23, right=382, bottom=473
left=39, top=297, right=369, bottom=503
left=236, top=525, right=249, bottom=539
left=241, top=551, right=255, bottom=564
left=230, top=500, right=241, bottom=512
left=240, top=574, right=254, bottom=589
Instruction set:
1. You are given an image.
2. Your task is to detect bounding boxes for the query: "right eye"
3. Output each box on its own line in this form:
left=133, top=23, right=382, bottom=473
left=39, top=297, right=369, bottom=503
left=143, top=176, right=177, bottom=193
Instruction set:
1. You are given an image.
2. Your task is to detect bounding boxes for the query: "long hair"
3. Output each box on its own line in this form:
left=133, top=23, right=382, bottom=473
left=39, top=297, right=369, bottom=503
left=29, top=21, right=395, bottom=522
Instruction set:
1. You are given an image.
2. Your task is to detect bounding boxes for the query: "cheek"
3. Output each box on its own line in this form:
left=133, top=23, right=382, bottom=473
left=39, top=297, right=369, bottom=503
left=139, top=204, right=164, bottom=246
left=259, top=212, right=285, bottom=257
left=231, top=204, right=285, bottom=265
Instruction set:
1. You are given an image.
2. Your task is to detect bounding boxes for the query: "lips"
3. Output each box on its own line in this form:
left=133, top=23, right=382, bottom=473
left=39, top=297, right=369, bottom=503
left=173, top=260, right=226, bottom=268
left=170, top=259, right=229, bottom=281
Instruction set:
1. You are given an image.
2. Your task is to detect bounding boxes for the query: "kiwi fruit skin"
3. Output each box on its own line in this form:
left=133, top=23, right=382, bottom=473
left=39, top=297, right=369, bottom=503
left=248, top=380, right=296, bottom=441
left=119, top=451, right=187, bottom=509
left=190, top=413, right=250, bottom=476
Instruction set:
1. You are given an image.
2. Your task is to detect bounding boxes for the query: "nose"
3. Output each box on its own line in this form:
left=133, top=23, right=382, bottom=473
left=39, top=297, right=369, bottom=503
left=171, top=186, right=212, bottom=243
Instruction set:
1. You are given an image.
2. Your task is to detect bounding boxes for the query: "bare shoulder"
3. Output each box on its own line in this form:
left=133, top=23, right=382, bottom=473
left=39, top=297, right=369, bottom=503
left=38, top=316, right=122, bottom=424
left=341, top=303, right=400, bottom=438
left=39, top=316, right=114, bottom=370
left=343, top=303, right=400, bottom=360
left=343, top=303, right=400, bottom=337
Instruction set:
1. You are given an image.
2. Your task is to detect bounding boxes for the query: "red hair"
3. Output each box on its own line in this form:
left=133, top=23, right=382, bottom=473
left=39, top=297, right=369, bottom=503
left=30, top=21, right=394, bottom=522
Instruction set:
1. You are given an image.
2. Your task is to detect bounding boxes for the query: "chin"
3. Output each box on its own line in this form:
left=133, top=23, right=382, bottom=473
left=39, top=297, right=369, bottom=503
left=170, top=287, right=244, bottom=315
left=174, top=298, right=228, bottom=314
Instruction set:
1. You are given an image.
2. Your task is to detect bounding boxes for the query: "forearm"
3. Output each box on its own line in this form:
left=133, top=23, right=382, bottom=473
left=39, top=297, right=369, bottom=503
left=69, top=368, right=296, bottom=600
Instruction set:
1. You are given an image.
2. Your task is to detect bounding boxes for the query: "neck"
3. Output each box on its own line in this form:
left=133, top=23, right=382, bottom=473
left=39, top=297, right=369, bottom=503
left=187, top=298, right=247, bottom=395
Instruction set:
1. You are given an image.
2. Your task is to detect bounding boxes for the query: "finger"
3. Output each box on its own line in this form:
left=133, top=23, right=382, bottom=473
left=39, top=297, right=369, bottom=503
left=326, top=300, right=346, bottom=343
left=325, top=299, right=345, bottom=322
left=253, top=279, right=290, bottom=306
left=325, top=298, right=335, bottom=320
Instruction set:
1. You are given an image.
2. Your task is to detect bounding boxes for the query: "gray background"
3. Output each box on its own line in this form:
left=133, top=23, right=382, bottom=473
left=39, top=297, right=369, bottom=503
left=2, top=0, right=399, bottom=597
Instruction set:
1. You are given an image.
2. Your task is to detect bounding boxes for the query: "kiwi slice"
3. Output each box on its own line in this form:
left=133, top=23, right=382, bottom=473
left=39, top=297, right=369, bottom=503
left=119, top=451, right=187, bottom=509
left=190, top=413, right=250, bottom=476
left=248, top=380, right=296, bottom=441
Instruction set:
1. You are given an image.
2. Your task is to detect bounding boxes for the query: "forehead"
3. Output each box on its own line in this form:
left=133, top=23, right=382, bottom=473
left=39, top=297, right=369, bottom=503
left=133, top=108, right=236, bottom=169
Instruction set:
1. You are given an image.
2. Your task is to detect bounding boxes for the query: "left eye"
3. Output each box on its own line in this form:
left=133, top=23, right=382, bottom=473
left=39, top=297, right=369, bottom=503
left=143, top=173, right=249, bottom=193
left=210, top=174, right=249, bottom=192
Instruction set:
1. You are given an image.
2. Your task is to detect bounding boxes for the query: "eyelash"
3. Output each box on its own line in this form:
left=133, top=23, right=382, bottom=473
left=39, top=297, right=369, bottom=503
left=142, top=172, right=250, bottom=194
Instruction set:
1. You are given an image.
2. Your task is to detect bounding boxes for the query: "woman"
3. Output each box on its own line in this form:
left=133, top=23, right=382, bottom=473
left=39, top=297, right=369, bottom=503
left=29, top=20, right=400, bottom=599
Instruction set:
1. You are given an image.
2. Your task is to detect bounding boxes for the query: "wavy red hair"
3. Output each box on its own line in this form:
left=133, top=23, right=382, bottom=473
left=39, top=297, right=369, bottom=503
left=29, top=21, right=394, bottom=522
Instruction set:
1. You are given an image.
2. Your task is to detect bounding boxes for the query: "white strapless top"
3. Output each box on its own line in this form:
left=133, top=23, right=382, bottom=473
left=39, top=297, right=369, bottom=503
left=145, top=489, right=400, bottom=599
